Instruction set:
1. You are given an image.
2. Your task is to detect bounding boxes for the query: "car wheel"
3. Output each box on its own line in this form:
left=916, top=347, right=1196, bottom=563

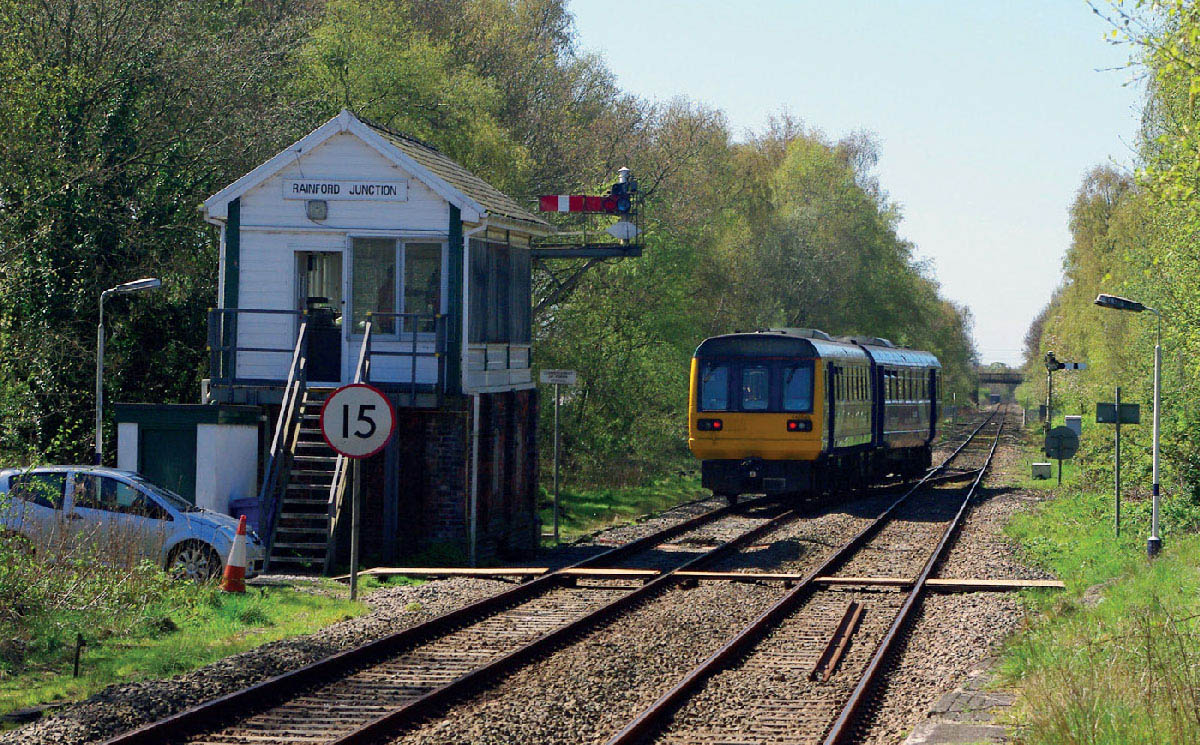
left=167, top=541, right=223, bottom=582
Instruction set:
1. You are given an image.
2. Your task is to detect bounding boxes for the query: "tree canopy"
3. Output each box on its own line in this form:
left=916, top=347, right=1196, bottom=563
left=0, top=0, right=979, bottom=483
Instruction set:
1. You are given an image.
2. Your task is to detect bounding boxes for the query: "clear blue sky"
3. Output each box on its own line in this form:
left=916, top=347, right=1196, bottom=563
left=567, top=0, right=1142, bottom=365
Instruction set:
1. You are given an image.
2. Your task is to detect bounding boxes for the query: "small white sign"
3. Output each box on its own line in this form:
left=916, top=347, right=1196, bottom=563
left=1063, top=362, right=1087, bottom=370
left=606, top=220, right=639, bottom=241
left=283, top=179, right=408, bottom=201
left=540, top=369, right=578, bottom=386
left=320, top=384, right=397, bottom=459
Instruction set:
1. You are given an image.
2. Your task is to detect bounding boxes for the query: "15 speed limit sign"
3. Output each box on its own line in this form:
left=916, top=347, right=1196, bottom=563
left=320, top=384, right=396, bottom=458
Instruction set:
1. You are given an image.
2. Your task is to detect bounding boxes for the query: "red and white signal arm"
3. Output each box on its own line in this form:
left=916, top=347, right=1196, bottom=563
left=320, top=384, right=397, bottom=459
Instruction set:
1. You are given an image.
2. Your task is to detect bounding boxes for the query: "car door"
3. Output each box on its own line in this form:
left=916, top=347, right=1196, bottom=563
left=106, top=478, right=174, bottom=560
left=69, top=473, right=172, bottom=564
left=67, top=472, right=121, bottom=556
left=6, top=471, right=69, bottom=551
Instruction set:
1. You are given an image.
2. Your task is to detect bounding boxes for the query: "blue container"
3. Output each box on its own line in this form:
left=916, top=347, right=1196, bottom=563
left=228, top=497, right=262, bottom=536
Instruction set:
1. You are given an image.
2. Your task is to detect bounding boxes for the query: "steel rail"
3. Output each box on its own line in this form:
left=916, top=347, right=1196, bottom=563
left=99, top=495, right=781, bottom=745
left=822, top=411, right=1005, bottom=745
left=323, top=503, right=805, bottom=745
left=603, top=411, right=998, bottom=745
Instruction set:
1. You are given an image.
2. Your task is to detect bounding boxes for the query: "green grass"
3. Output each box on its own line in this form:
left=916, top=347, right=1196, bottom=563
left=0, top=576, right=386, bottom=718
left=998, top=440, right=1200, bottom=744
left=538, top=472, right=705, bottom=544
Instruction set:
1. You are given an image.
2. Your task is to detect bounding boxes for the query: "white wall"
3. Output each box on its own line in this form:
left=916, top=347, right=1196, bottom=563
left=117, top=423, right=138, bottom=471
left=195, top=424, right=258, bottom=514
left=231, top=131, right=452, bottom=384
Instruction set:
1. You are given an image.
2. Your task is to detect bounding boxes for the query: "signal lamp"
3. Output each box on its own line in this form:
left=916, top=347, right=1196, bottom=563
left=787, top=420, right=812, bottom=432
left=697, top=418, right=723, bottom=432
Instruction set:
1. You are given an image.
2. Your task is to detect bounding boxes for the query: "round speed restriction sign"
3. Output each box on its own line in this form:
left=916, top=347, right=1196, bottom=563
left=320, top=384, right=396, bottom=458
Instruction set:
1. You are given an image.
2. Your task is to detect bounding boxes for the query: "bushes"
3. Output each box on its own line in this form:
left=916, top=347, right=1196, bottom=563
left=0, top=528, right=185, bottom=676
left=1002, top=444, right=1200, bottom=744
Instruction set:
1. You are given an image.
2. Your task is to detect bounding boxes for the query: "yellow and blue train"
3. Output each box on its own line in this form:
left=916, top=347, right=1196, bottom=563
left=688, top=328, right=940, bottom=501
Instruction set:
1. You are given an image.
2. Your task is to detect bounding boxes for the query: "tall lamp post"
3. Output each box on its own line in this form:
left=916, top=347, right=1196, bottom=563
left=1094, top=293, right=1162, bottom=557
left=95, top=278, right=162, bottom=465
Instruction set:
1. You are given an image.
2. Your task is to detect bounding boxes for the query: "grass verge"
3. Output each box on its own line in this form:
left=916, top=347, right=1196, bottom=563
left=537, top=472, right=705, bottom=544
left=999, top=440, right=1200, bottom=744
left=0, top=573, right=389, bottom=719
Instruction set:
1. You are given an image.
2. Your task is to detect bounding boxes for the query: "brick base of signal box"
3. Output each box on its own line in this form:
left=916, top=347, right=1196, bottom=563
left=334, top=389, right=540, bottom=566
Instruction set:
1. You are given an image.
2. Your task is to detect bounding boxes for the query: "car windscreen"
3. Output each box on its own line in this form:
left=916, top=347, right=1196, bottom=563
left=129, top=476, right=201, bottom=512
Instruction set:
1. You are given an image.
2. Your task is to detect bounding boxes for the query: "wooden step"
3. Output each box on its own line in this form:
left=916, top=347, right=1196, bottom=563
left=268, top=555, right=323, bottom=564
left=276, top=526, right=328, bottom=535
left=292, top=455, right=337, bottom=464
left=272, top=541, right=327, bottom=550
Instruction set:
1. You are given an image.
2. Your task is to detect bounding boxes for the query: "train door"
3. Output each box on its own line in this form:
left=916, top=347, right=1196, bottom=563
left=928, top=368, right=939, bottom=441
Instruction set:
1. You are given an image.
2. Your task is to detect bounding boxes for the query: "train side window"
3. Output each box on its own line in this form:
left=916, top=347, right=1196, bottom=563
left=782, top=363, right=813, bottom=412
left=741, top=366, right=770, bottom=411
left=699, top=362, right=730, bottom=411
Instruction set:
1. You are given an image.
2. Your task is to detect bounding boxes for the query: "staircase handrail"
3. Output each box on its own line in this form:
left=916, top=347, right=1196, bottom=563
left=261, top=317, right=309, bottom=569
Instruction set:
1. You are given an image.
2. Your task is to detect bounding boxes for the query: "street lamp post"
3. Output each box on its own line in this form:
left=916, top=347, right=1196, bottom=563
left=1094, top=293, right=1163, bottom=557
left=95, top=278, right=162, bottom=465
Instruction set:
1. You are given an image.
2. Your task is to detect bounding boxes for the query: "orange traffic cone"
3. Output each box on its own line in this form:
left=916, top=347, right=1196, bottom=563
left=220, top=515, right=248, bottom=593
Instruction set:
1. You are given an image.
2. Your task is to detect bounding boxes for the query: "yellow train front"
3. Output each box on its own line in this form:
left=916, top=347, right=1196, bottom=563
left=688, top=328, right=939, bottom=500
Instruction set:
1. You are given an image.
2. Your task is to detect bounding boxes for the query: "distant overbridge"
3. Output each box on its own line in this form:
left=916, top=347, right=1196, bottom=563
left=977, top=368, right=1024, bottom=386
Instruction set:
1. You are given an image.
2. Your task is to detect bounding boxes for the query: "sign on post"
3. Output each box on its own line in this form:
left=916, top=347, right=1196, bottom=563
left=320, top=384, right=396, bottom=601
left=540, top=369, right=578, bottom=386
left=1098, top=389, right=1140, bottom=537
left=1044, top=425, right=1079, bottom=486
left=320, top=384, right=397, bottom=458
left=1096, top=402, right=1140, bottom=424
left=539, top=369, right=577, bottom=546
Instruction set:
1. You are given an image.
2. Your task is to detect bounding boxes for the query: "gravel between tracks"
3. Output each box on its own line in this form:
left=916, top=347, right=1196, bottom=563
left=855, top=419, right=1053, bottom=744
left=392, top=582, right=784, bottom=745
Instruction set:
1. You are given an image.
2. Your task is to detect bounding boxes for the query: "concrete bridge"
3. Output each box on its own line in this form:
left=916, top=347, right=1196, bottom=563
left=977, top=366, right=1024, bottom=403
left=977, top=368, right=1024, bottom=386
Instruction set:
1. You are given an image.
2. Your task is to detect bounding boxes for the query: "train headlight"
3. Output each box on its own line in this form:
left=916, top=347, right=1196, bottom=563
left=787, top=419, right=812, bottom=432
left=697, top=418, right=723, bottom=432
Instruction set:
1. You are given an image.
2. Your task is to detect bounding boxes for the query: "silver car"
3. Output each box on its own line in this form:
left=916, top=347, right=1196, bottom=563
left=0, top=466, right=265, bottom=580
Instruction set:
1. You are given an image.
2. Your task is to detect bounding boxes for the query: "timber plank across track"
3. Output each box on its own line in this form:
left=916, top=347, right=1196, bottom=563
left=100, top=411, right=1007, bottom=745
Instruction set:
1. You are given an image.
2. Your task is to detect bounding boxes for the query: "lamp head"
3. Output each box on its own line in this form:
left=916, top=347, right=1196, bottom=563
left=1095, top=293, right=1145, bottom=312
left=108, top=278, right=162, bottom=294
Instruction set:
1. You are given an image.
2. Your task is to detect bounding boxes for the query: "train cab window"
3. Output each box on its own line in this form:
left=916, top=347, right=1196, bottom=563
left=782, top=362, right=820, bottom=412
left=741, top=366, right=770, bottom=411
left=699, top=363, right=730, bottom=411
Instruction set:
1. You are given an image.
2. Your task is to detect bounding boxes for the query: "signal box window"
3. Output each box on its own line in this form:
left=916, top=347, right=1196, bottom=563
left=741, top=366, right=770, bottom=411
left=11, top=472, right=66, bottom=509
left=699, top=363, right=729, bottom=411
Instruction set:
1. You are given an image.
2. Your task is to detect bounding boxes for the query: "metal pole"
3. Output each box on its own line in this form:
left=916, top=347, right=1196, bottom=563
left=350, top=458, right=361, bottom=601
left=1115, top=386, right=1121, bottom=538
left=1148, top=311, right=1162, bottom=557
left=553, top=382, right=560, bottom=546
left=1045, top=368, right=1053, bottom=433
left=94, top=295, right=106, bottom=466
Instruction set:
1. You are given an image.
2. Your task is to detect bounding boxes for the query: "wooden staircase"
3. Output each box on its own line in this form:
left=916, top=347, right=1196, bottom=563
left=269, top=387, right=345, bottom=570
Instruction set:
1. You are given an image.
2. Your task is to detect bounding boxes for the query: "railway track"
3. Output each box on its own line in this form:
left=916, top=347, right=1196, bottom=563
left=99, top=412, right=999, bottom=745
left=605, top=410, right=1004, bottom=745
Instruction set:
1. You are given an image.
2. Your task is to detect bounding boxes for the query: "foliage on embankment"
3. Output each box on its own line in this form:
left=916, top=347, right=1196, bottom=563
left=1020, top=1, right=1200, bottom=499
left=1001, top=441, right=1200, bottom=745
left=0, top=0, right=977, bottom=484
